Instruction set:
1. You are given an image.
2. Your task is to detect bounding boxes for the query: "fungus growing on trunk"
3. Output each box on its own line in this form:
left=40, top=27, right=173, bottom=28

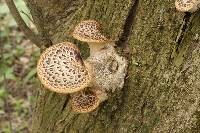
left=175, top=0, right=200, bottom=12
left=37, top=41, right=91, bottom=93
left=71, top=89, right=107, bottom=113
left=72, top=20, right=114, bottom=56
left=86, top=45, right=128, bottom=93
left=73, top=19, right=128, bottom=95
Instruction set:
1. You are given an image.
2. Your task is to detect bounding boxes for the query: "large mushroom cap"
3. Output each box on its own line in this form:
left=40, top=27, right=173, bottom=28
left=175, top=0, right=199, bottom=12
left=72, top=20, right=108, bottom=43
left=71, top=90, right=100, bottom=113
left=37, top=41, right=91, bottom=93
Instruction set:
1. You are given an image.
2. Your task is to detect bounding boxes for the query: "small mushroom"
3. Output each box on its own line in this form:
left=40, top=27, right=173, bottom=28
left=72, top=20, right=113, bottom=56
left=71, top=89, right=107, bottom=113
left=175, top=0, right=200, bottom=12
left=37, top=41, right=91, bottom=93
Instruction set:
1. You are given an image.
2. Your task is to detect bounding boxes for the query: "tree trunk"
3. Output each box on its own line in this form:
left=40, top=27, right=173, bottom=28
left=22, top=0, right=200, bottom=132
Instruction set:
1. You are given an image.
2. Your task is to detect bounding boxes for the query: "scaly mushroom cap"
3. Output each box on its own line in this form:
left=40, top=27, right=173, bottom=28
left=73, top=20, right=108, bottom=43
left=71, top=90, right=100, bottom=113
left=37, top=41, right=91, bottom=93
left=175, top=0, right=200, bottom=12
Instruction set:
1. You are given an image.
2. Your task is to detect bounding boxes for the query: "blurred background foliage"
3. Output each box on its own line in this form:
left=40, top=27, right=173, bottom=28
left=0, top=0, right=40, bottom=132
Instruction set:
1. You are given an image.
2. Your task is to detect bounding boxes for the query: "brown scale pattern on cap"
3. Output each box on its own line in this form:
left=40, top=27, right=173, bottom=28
left=71, top=90, right=100, bottom=113
left=73, top=20, right=108, bottom=43
left=175, top=0, right=197, bottom=12
left=37, top=41, right=91, bottom=93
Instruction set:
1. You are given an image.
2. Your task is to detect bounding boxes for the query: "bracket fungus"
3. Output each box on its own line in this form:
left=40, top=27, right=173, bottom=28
left=175, top=0, right=200, bottom=12
left=36, top=19, right=128, bottom=113
left=71, top=89, right=107, bottom=113
left=73, top=20, right=113, bottom=56
left=37, top=41, right=91, bottom=93
left=72, top=19, right=128, bottom=96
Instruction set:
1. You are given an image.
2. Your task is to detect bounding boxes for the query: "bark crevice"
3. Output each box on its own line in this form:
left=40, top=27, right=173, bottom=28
left=117, top=0, right=139, bottom=48
left=175, top=12, right=191, bottom=50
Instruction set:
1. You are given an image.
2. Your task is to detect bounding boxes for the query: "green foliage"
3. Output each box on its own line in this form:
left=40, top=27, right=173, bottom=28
left=0, top=87, right=7, bottom=101
left=24, top=68, right=37, bottom=83
left=0, top=1, right=39, bottom=132
left=1, top=122, right=11, bottom=133
left=0, top=87, right=6, bottom=97
left=0, top=0, right=32, bottom=27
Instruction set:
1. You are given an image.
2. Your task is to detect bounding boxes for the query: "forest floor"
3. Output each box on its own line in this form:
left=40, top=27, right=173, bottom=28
left=0, top=0, right=39, bottom=132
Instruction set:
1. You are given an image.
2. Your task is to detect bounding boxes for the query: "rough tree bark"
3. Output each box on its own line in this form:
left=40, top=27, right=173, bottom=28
left=7, top=0, right=200, bottom=132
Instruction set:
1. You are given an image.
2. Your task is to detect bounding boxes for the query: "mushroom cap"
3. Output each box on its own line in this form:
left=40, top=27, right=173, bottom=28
left=71, top=90, right=100, bottom=113
left=72, top=20, right=108, bottom=43
left=175, top=0, right=199, bottom=12
left=37, top=41, right=91, bottom=93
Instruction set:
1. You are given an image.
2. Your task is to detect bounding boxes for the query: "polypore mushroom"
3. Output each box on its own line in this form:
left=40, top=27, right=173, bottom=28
left=175, top=0, right=200, bottom=12
left=71, top=89, right=107, bottom=113
left=37, top=41, right=91, bottom=93
left=72, top=20, right=113, bottom=56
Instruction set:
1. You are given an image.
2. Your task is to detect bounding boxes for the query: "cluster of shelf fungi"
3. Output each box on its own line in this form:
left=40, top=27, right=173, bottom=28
left=37, top=20, right=128, bottom=113
left=36, top=0, right=200, bottom=113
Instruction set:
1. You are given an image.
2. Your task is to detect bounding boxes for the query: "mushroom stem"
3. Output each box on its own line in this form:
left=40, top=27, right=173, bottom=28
left=88, top=42, right=115, bottom=56
left=88, top=42, right=107, bottom=56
